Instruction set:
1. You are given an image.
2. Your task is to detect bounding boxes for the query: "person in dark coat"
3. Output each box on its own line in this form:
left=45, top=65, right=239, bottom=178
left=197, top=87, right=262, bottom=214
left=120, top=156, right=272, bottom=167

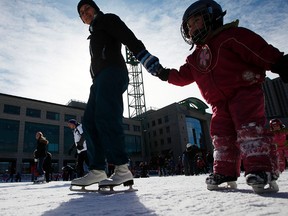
left=183, top=143, right=199, bottom=176
left=71, top=0, right=162, bottom=189
left=34, top=131, right=49, bottom=181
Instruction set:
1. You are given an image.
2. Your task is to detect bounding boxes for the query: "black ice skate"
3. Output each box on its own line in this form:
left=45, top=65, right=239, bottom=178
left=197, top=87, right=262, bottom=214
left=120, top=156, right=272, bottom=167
left=98, top=164, right=137, bottom=194
left=246, top=172, right=279, bottom=194
left=206, top=173, right=237, bottom=190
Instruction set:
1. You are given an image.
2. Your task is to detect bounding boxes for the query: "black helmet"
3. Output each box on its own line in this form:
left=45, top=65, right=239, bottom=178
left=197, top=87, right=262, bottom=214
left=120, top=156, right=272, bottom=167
left=181, top=0, right=226, bottom=46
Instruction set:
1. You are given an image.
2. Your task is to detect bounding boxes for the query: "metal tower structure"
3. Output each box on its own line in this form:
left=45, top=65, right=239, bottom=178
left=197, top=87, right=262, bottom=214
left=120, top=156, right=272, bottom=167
left=125, top=47, right=147, bottom=120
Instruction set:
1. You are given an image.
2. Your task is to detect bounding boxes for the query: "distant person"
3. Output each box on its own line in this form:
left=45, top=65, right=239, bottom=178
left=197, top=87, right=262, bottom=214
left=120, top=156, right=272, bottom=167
left=71, top=0, right=161, bottom=191
left=34, top=131, right=49, bottom=182
left=15, top=172, right=21, bottom=182
left=68, top=119, right=89, bottom=178
left=206, top=151, right=214, bottom=173
left=43, top=152, right=52, bottom=182
left=182, top=143, right=199, bottom=176
left=148, top=0, right=287, bottom=193
left=270, top=119, right=288, bottom=172
left=6, top=166, right=15, bottom=182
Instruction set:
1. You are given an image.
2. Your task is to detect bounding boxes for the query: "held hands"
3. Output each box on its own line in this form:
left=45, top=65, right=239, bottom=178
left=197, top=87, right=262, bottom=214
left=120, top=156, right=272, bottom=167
left=136, top=49, right=163, bottom=76
left=271, top=54, right=288, bottom=83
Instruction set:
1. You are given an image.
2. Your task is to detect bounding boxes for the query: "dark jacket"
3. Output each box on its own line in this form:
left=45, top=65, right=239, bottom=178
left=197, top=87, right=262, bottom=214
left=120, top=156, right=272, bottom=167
left=88, top=12, right=146, bottom=78
left=35, top=137, right=48, bottom=158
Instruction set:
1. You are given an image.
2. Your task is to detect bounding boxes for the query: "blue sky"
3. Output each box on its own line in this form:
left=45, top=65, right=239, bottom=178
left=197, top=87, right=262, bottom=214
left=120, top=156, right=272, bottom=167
left=1, top=0, right=287, bottom=116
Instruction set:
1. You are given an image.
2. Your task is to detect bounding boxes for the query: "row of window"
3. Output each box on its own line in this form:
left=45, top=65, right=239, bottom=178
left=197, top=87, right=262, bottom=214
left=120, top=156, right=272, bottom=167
left=147, top=115, right=169, bottom=128
left=3, top=104, right=142, bottom=132
left=3, top=104, right=76, bottom=121
left=0, top=118, right=142, bottom=155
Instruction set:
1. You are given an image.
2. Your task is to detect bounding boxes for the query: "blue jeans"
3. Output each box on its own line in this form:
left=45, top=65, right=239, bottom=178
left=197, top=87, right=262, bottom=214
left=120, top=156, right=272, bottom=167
left=83, top=66, right=129, bottom=170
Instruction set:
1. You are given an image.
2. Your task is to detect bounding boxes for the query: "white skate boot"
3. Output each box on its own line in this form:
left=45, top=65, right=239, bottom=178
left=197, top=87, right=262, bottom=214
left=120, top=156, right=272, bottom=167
left=70, top=170, right=107, bottom=192
left=246, top=172, right=279, bottom=194
left=206, top=173, right=237, bottom=190
left=34, top=175, right=46, bottom=184
left=98, top=164, right=137, bottom=193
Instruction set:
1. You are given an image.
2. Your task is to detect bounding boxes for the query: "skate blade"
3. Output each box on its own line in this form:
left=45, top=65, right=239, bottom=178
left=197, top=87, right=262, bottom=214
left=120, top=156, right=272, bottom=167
left=98, top=185, right=138, bottom=195
left=252, top=181, right=279, bottom=194
left=33, top=181, right=46, bottom=184
left=207, top=181, right=237, bottom=191
left=69, top=185, right=99, bottom=192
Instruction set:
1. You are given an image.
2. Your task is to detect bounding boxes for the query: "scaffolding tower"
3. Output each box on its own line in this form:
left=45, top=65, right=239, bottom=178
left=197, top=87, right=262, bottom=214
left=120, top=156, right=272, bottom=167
left=125, top=47, right=147, bottom=120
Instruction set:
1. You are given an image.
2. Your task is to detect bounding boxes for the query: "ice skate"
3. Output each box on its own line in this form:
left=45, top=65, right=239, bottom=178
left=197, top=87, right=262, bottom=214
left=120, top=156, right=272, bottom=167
left=34, top=175, right=46, bottom=184
left=70, top=170, right=107, bottom=192
left=98, top=164, right=137, bottom=194
left=246, top=172, right=279, bottom=194
left=206, top=173, right=237, bottom=190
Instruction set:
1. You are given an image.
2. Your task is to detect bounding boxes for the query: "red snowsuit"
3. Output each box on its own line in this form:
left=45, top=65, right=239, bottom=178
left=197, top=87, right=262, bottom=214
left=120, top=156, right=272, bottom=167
left=272, top=129, right=288, bottom=172
left=167, top=21, right=283, bottom=177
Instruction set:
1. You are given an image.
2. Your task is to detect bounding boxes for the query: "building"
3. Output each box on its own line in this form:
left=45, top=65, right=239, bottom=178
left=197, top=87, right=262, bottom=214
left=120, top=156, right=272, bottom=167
left=0, top=93, right=142, bottom=177
left=263, top=77, right=288, bottom=125
left=142, top=97, right=212, bottom=169
left=0, top=93, right=213, bottom=177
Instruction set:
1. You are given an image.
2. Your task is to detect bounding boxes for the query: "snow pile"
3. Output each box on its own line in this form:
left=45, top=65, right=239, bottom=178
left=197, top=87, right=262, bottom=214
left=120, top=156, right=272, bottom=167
left=1, top=171, right=288, bottom=216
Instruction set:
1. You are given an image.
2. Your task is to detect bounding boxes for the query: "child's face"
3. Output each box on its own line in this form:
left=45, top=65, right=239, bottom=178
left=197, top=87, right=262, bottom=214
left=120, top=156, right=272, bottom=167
left=186, top=15, right=204, bottom=38
left=271, top=124, right=281, bottom=131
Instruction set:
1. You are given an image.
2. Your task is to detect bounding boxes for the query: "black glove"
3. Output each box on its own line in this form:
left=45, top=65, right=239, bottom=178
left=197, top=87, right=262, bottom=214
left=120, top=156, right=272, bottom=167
left=157, top=68, right=171, bottom=81
left=76, top=143, right=84, bottom=150
left=271, top=54, right=288, bottom=83
left=136, top=49, right=163, bottom=76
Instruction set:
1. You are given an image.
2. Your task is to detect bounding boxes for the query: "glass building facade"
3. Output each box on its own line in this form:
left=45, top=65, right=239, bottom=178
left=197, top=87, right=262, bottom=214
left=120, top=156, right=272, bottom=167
left=186, top=117, right=203, bottom=148
left=0, top=93, right=144, bottom=178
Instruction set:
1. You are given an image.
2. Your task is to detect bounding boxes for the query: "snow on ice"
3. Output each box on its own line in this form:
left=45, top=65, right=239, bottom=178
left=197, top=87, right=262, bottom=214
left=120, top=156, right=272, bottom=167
left=0, top=171, right=288, bottom=216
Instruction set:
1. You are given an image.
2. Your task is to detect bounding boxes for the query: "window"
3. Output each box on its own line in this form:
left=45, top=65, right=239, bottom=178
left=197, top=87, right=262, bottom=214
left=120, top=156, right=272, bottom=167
left=166, top=126, right=170, bottom=133
left=158, top=118, right=162, bottom=125
left=159, top=128, right=163, bottom=135
left=125, top=135, right=141, bottom=154
left=46, top=111, right=60, bottom=121
left=186, top=117, right=202, bottom=148
left=133, top=125, right=140, bottom=132
left=3, top=104, right=20, bottom=115
left=123, top=123, right=130, bottom=131
left=154, top=141, right=158, bottom=147
left=146, top=122, right=150, bottom=129
left=164, top=115, right=169, bottom=123
left=64, top=114, right=76, bottom=122
left=26, top=108, right=41, bottom=118
left=0, top=119, right=19, bottom=152
left=152, top=120, right=156, bottom=126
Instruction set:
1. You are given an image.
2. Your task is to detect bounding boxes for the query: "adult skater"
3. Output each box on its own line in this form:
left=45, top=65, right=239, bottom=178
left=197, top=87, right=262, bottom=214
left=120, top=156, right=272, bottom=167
left=34, top=132, right=49, bottom=182
left=71, top=0, right=161, bottom=191
left=149, top=0, right=288, bottom=193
